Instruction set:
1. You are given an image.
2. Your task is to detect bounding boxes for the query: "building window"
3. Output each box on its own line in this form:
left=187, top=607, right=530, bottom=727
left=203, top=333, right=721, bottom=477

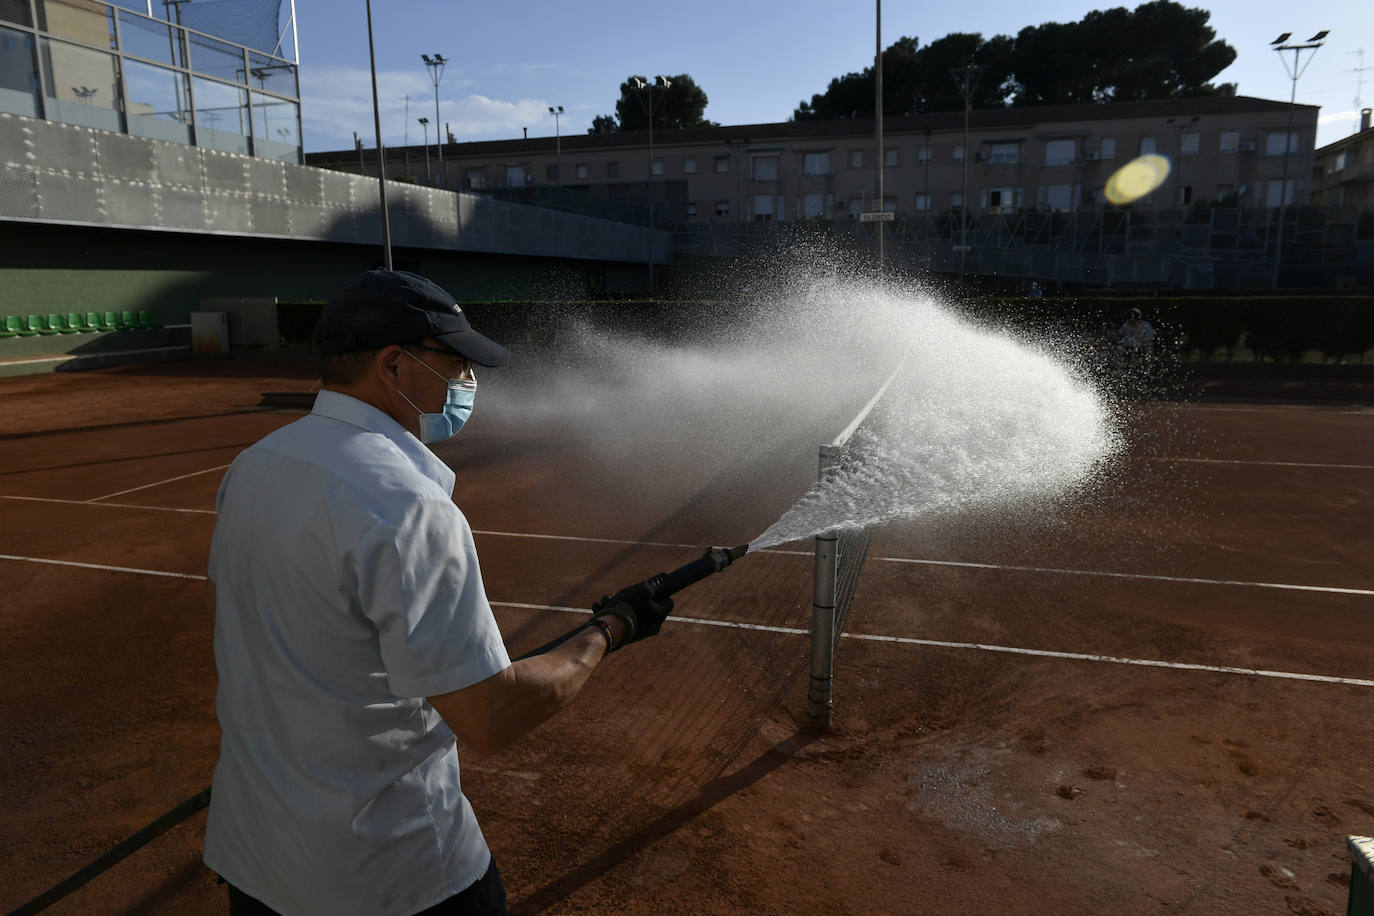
left=1100, top=137, right=1116, bottom=159
left=1046, top=184, right=1072, bottom=212
left=1266, top=178, right=1295, bottom=207
left=802, top=152, right=829, bottom=175
left=1139, top=136, right=1156, bottom=155
left=714, top=156, right=729, bottom=172
left=849, top=149, right=863, bottom=168
left=1216, top=184, right=1235, bottom=202
left=714, top=200, right=729, bottom=217
left=685, top=202, right=697, bottom=217
left=505, top=165, right=527, bottom=188
left=651, top=158, right=663, bottom=175
left=607, top=161, right=619, bottom=178
left=683, top=157, right=696, bottom=173
left=752, top=154, right=778, bottom=180
left=988, top=143, right=1018, bottom=164
left=1219, top=131, right=1239, bottom=154
left=1176, top=185, right=1192, bottom=204
left=464, top=167, right=485, bottom=190
left=575, top=163, right=588, bottom=179
left=950, top=191, right=964, bottom=209
left=1265, top=131, right=1297, bottom=156
left=546, top=164, right=559, bottom=180
left=1179, top=132, right=1199, bottom=156
left=917, top=146, right=931, bottom=164
left=915, top=193, right=931, bottom=211
left=751, top=194, right=774, bottom=221
left=985, top=187, right=1017, bottom=213
left=1045, top=139, right=1075, bottom=166
left=953, top=144, right=965, bottom=163
left=882, top=196, right=897, bottom=212
left=848, top=197, right=864, bottom=217
left=801, top=192, right=826, bottom=217
left=884, top=148, right=897, bottom=167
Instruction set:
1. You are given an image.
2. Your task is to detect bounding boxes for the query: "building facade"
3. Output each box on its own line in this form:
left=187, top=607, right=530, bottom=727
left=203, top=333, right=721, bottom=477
left=1313, top=108, right=1374, bottom=211
left=311, top=95, right=1319, bottom=227
left=0, top=0, right=301, bottom=163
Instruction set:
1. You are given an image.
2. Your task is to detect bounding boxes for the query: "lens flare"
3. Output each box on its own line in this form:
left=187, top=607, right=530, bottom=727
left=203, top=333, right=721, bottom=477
left=1104, top=154, right=1172, bottom=205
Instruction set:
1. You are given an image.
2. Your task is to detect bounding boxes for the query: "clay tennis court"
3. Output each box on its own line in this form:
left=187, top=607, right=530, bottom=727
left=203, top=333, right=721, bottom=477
left=1, top=358, right=1371, bottom=915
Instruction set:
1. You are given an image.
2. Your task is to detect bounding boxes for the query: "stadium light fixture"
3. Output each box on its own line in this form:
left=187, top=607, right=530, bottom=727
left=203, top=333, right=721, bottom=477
left=1269, top=28, right=1328, bottom=287
left=548, top=105, right=564, bottom=182
left=422, top=53, right=448, bottom=185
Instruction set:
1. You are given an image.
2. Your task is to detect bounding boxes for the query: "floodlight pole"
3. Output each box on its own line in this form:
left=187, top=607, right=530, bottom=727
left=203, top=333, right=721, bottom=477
left=422, top=53, right=448, bottom=186
left=634, top=77, right=669, bottom=295
left=951, top=62, right=979, bottom=282
left=874, top=0, right=883, bottom=272
left=548, top=105, right=563, bottom=182
left=1270, top=31, right=1326, bottom=288
left=418, top=117, right=431, bottom=183
left=364, top=0, right=391, bottom=269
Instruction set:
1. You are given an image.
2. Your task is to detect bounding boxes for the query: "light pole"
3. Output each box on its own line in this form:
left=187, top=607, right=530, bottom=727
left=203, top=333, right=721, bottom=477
left=633, top=76, right=671, bottom=294
left=548, top=105, right=563, bottom=182
left=950, top=61, right=979, bottom=282
left=1269, top=30, right=1327, bottom=288
left=418, top=116, right=431, bottom=183
left=875, top=0, right=883, bottom=271
left=421, top=53, right=447, bottom=185
left=364, top=0, right=391, bottom=269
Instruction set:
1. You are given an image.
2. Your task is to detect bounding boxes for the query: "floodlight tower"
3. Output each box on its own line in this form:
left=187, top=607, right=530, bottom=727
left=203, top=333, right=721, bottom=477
left=421, top=53, right=448, bottom=185
left=1269, top=30, right=1328, bottom=288
left=548, top=105, right=563, bottom=182
left=632, top=76, right=671, bottom=293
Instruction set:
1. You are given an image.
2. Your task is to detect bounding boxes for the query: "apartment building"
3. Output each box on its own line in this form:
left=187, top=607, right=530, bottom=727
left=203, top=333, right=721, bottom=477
left=1313, top=108, right=1374, bottom=210
left=310, top=95, right=1319, bottom=226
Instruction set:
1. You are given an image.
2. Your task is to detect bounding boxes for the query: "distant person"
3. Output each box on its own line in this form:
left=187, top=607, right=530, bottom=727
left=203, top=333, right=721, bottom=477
left=204, top=269, right=671, bottom=916
left=1118, top=308, right=1156, bottom=367
left=1027, top=281, right=1043, bottom=299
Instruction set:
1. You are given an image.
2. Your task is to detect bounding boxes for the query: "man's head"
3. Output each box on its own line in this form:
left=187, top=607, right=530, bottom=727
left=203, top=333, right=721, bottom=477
left=312, top=270, right=508, bottom=439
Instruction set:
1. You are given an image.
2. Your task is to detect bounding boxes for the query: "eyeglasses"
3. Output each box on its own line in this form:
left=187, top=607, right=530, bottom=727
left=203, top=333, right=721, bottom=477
left=402, top=343, right=474, bottom=377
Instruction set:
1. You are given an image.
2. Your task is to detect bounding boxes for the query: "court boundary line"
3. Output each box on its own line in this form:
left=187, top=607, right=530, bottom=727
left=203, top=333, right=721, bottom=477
left=2, top=554, right=1366, bottom=688
left=0, top=499, right=1367, bottom=597
left=88, top=463, right=231, bottom=502
left=1145, top=457, right=1374, bottom=471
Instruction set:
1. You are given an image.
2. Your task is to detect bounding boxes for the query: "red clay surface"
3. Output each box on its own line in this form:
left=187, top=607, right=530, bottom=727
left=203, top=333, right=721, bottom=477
left=1, top=359, right=1372, bottom=915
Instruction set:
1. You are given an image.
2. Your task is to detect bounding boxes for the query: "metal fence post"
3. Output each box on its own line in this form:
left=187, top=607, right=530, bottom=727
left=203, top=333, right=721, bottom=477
left=808, top=444, right=841, bottom=728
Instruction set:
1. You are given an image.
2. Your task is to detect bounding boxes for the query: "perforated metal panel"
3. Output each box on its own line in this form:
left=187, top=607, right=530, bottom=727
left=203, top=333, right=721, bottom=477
left=0, top=115, right=32, bottom=166
left=94, top=132, right=156, bottom=183
left=0, top=165, right=37, bottom=217
left=159, top=186, right=206, bottom=229
left=105, top=179, right=156, bottom=225
left=31, top=121, right=99, bottom=177
left=207, top=192, right=252, bottom=233
left=202, top=152, right=248, bottom=193
left=152, top=142, right=201, bottom=188
left=245, top=156, right=286, bottom=198
left=35, top=171, right=104, bottom=223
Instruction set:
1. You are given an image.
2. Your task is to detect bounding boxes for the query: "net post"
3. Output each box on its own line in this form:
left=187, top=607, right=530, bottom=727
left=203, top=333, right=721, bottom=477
left=808, top=445, right=842, bottom=728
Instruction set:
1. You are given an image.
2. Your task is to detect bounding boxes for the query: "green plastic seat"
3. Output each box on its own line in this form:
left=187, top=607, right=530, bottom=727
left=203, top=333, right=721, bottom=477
left=10, top=315, right=35, bottom=336
left=136, top=309, right=155, bottom=328
left=102, top=311, right=119, bottom=330
left=50, top=313, right=75, bottom=334
left=66, top=312, right=87, bottom=332
left=0, top=315, right=19, bottom=338
left=86, top=311, right=102, bottom=332
left=30, top=314, right=59, bottom=335
left=119, top=310, right=136, bottom=328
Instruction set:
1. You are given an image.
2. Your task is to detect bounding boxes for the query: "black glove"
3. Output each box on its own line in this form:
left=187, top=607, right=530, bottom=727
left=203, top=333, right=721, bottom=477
left=591, top=582, right=674, bottom=649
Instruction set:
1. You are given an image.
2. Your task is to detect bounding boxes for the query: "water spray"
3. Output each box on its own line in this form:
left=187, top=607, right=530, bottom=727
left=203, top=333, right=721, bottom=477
left=514, top=545, right=749, bottom=660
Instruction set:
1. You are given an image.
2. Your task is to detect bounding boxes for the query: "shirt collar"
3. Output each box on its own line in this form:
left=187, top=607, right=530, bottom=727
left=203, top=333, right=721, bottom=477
left=310, top=389, right=456, bottom=495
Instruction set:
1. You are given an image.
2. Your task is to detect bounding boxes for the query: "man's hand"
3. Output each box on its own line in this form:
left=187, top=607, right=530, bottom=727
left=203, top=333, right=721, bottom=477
left=591, top=582, right=673, bottom=649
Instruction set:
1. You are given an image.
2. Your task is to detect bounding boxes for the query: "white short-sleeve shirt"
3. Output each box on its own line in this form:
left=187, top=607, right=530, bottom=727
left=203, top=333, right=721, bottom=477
left=204, top=389, right=511, bottom=916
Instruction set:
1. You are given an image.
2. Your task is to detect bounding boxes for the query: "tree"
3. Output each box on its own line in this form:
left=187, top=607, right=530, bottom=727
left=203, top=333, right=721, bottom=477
left=791, top=1, right=1235, bottom=120
left=587, top=74, right=717, bottom=133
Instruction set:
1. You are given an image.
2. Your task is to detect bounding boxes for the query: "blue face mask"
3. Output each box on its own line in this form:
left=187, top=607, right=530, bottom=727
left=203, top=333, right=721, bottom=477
left=397, top=349, right=477, bottom=444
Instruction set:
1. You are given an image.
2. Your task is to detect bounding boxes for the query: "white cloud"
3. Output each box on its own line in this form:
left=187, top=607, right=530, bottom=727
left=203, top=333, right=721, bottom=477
left=299, top=65, right=550, bottom=152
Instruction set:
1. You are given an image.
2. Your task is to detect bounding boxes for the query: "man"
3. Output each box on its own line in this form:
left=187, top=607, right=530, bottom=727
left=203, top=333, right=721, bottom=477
left=204, top=269, right=669, bottom=916
left=1118, top=307, right=1156, bottom=358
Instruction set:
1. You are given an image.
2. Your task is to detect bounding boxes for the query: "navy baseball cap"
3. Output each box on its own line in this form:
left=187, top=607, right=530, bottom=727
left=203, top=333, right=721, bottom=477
left=313, top=269, right=509, bottom=367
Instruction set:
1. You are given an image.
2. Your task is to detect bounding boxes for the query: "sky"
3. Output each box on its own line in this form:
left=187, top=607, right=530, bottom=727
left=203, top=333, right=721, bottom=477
left=288, top=0, right=1373, bottom=154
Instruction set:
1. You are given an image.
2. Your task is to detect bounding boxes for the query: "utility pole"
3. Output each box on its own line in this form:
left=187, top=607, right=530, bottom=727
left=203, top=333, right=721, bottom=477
left=418, top=117, right=431, bottom=183
left=1270, top=30, right=1328, bottom=288
left=1352, top=49, right=1372, bottom=133
left=950, top=62, right=980, bottom=282
left=633, top=76, right=670, bottom=295
left=364, top=0, right=391, bottom=269
left=353, top=131, right=366, bottom=176
left=548, top=105, right=563, bottom=182
left=421, top=53, right=448, bottom=185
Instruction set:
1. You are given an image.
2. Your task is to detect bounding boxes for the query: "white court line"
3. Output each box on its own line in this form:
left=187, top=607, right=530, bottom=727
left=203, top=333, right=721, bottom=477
left=872, top=556, right=1374, bottom=596
left=1147, top=457, right=1374, bottom=471
left=0, top=494, right=215, bottom=514
left=0, top=553, right=206, bottom=580
left=2, top=500, right=1366, bottom=597
left=490, top=601, right=1374, bottom=688
left=88, top=463, right=231, bottom=502
left=2, top=555, right=1366, bottom=688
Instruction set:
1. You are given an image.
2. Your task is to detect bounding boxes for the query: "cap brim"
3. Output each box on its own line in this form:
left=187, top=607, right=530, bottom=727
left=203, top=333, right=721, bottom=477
left=435, top=328, right=509, bottom=367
